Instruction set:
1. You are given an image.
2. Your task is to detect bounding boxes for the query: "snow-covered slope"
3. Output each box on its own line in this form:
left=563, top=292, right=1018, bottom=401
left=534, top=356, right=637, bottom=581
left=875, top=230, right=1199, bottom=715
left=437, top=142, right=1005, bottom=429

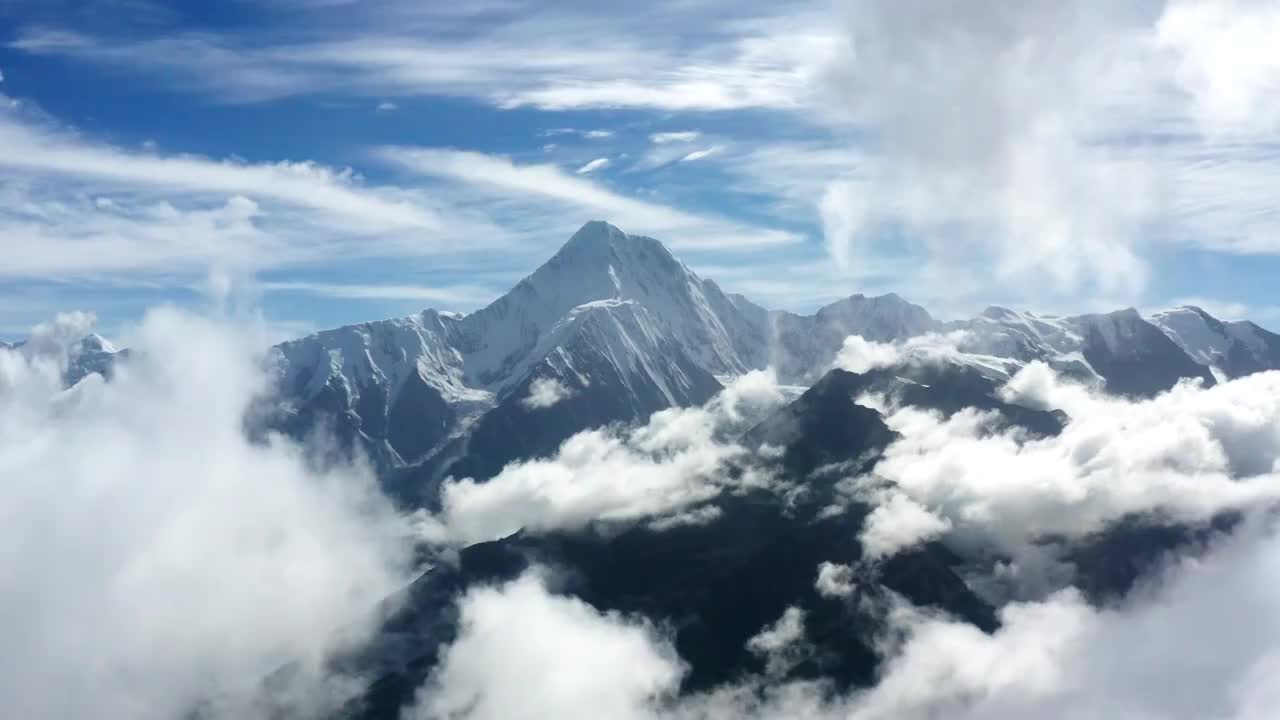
left=452, top=220, right=765, bottom=384
left=436, top=299, right=723, bottom=484
left=1151, top=306, right=1280, bottom=380
left=270, top=310, right=491, bottom=466
left=952, top=307, right=1217, bottom=395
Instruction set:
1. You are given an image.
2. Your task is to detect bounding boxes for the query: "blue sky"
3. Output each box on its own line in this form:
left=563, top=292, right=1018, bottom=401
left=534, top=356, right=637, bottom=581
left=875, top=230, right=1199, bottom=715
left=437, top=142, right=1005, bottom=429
left=1, top=0, right=1279, bottom=341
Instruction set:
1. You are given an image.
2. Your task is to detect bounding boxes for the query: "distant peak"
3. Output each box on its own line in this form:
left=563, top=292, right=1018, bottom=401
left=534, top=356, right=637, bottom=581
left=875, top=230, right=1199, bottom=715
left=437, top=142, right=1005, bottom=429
left=566, top=220, right=624, bottom=246
left=980, top=305, right=1020, bottom=320
left=545, top=221, right=679, bottom=272
left=79, top=332, right=117, bottom=354
left=1178, top=305, right=1216, bottom=320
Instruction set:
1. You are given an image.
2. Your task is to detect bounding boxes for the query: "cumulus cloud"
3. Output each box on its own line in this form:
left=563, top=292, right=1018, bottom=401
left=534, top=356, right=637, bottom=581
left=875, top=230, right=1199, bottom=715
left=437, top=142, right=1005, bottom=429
left=859, top=491, right=952, bottom=559
left=816, top=0, right=1159, bottom=297
left=833, top=521, right=1280, bottom=720
left=0, top=309, right=412, bottom=719
left=746, top=607, right=809, bottom=677
left=407, top=521, right=1280, bottom=720
left=1157, top=0, right=1280, bottom=138
left=832, top=331, right=993, bottom=375
left=400, top=359, right=1280, bottom=720
left=521, top=376, right=577, bottom=409
left=408, top=569, right=683, bottom=720
left=814, top=561, right=856, bottom=599
left=419, top=370, right=785, bottom=545
left=867, top=364, right=1280, bottom=579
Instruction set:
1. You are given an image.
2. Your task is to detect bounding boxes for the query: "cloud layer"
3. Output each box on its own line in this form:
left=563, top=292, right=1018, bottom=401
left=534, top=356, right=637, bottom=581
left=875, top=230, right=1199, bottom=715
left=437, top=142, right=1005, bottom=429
left=0, top=310, right=413, bottom=719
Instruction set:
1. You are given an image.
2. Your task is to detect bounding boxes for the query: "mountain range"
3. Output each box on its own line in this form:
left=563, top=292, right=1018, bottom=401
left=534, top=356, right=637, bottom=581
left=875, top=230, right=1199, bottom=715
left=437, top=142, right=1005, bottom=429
left=260, top=220, right=1278, bottom=498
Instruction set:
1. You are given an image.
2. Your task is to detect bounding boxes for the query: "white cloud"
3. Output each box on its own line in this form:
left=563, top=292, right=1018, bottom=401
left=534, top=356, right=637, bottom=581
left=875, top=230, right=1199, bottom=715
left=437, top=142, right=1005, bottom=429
left=832, top=335, right=905, bottom=374
left=746, top=607, right=809, bottom=676
left=544, top=128, right=615, bottom=139
left=406, top=521, right=1280, bottom=720
left=678, top=146, right=723, bottom=163
left=870, top=364, right=1280, bottom=576
left=832, top=521, right=1280, bottom=720
left=0, top=102, right=438, bottom=231
left=814, top=561, right=856, bottom=598
left=375, top=147, right=800, bottom=250
left=1157, top=0, right=1280, bottom=138
left=395, top=358, right=1280, bottom=720
left=832, top=332, right=981, bottom=375
left=417, top=371, right=785, bottom=545
left=9, top=13, right=835, bottom=112
left=0, top=98, right=543, bottom=291
left=376, top=100, right=398, bottom=111
left=818, top=179, right=869, bottom=271
left=815, top=0, right=1158, bottom=299
left=650, top=131, right=700, bottom=144
left=521, top=376, right=575, bottom=409
left=0, top=309, right=412, bottom=719
left=859, top=491, right=952, bottom=559
left=795, top=0, right=1280, bottom=304
left=575, top=157, right=611, bottom=174
left=407, top=569, right=683, bottom=720
left=260, top=280, right=495, bottom=305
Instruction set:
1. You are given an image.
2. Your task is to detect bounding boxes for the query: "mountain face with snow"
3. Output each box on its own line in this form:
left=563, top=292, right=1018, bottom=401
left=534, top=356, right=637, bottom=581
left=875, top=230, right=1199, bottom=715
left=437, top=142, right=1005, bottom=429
left=1150, top=306, right=1280, bottom=381
left=951, top=306, right=1217, bottom=396
left=268, top=222, right=957, bottom=489
left=270, top=221, right=771, bottom=487
left=262, top=221, right=1274, bottom=494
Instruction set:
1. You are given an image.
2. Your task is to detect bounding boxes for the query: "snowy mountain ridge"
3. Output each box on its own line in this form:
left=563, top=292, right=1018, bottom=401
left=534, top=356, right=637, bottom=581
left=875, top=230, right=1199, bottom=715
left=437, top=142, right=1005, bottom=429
left=261, top=221, right=1277, bottom=479
left=29, top=221, right=1279, bottom=484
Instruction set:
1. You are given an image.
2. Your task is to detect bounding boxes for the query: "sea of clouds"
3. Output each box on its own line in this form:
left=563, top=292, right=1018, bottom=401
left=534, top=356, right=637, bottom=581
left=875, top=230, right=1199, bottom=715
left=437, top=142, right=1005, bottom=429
left=6, top=311, right=1280, bottom=719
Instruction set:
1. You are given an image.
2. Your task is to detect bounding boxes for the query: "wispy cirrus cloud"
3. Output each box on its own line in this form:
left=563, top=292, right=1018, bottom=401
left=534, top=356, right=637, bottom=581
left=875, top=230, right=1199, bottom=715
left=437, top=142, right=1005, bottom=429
left=575, top=157, right=611, bottom=174
left=259, top=280, right=496, bottom=305
left=7, top=3, right=838, bottom=111
left=649, top=131, right=701, bottom=144
left=0, top=99, right=439, bottom=232
left=373, top=146, right=801, bottom=251
left=678, top=146, right=723, bottom=163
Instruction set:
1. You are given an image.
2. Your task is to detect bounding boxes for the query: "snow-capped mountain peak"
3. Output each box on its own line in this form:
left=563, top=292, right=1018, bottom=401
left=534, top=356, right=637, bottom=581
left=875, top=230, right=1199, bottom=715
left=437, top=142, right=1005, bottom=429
left=457, top=221, right=760, bottom=383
